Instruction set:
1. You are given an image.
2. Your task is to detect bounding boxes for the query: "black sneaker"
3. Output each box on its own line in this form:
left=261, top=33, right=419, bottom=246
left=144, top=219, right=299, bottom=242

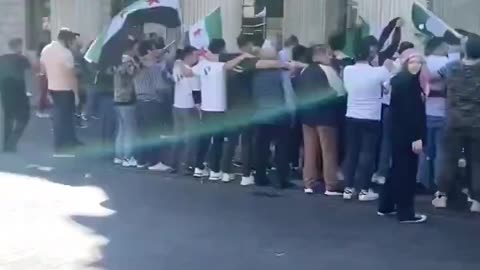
left=399, top=214, right=428, bottom=224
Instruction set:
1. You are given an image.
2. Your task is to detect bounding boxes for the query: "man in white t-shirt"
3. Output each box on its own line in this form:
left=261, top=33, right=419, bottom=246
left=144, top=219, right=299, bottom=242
left=171, top=46, right=201, bottom=173
left=342, top=41, right=391, bottom=201
left=182, top=39, right=253, bottom=181
left=40, top=28, right=81, bottom=156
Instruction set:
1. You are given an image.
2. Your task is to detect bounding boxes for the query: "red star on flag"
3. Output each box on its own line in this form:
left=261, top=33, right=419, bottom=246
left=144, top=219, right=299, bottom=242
left=147, top=0, right=159, bottom=5
left=193, top=28, right=202, bottom=37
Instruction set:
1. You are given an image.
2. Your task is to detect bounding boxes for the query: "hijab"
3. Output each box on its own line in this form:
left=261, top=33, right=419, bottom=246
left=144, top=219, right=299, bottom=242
left=399, top=48, right=430, bottom=96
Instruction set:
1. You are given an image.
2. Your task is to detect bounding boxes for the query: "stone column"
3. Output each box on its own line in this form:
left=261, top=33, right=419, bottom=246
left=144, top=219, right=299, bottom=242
left=50, top=0, right=111, bottom=46
left=283, top=0, right=347, bottom=46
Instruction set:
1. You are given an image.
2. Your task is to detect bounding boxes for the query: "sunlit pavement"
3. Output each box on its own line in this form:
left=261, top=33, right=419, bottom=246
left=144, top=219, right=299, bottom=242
left=0, top=117, right=479, bottom=270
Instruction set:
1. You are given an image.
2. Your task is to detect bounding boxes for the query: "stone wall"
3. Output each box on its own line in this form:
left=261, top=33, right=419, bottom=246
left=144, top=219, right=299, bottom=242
left=0, top=0, right=27, bottom=54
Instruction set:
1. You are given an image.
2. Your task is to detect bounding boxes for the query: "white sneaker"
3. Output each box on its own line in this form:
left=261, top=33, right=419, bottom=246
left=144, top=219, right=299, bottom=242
left=359, top=189, right=379, bottom=201
left=53, top=153, right=76, bottom=158
left=471, top=200, right=480, bottom=213
left=209, top=171, right=222, bottom=181
left=462, top=188, right=474, bottom=203
left=432, top=192, right=448, bottom=208
left=372, top=174, right=386, bottom=185
left=114, top=158, right=123, bottom=165
left=343, top=188, right=356, bottom=200
left=399, top=214, right=428, bottom=224
left=240, top=176, right=255, bottom=186
left=193, top=168, right=209, bottom=178
left=222, top=173, right=235, bottom=183
left=325, top=190, right=344, bottom=196
left=148, top=162, right=172, bottom=172
left=122, top=158, right=138, bottom=168
left=36, top=111, right=51, bottom=118
left=304, top=188, right=314, bottom=194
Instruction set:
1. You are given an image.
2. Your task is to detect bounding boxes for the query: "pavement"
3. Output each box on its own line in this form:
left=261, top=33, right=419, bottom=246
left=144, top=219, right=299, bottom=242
left=0, top=116, right=479, bottom=270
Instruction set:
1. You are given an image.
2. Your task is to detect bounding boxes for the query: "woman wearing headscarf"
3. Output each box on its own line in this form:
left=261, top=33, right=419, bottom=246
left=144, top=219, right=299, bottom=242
left=378, top=49, right=428, bottom=224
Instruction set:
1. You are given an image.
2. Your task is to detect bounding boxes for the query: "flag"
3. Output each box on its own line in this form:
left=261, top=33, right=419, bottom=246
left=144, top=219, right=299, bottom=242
left=344, top=16, right=370, bottom=58
left=255, top=7, right=267, bottom=18
left=188, top=8, right=222, bottom=50
left=84, top=0, right=181, bottom=66
left=412, top=1, right=458, bottom=39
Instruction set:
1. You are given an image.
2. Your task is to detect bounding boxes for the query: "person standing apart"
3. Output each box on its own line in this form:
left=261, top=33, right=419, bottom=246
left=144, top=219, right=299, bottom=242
left=342, top=40, right=392, bottom=201
left=0, top=38, right=31, bottom=152
left=40, top=28, right=81, bottom=157
left=113, top=38, right=139, bottom=167
left=378, top=49, right=428, bottom=224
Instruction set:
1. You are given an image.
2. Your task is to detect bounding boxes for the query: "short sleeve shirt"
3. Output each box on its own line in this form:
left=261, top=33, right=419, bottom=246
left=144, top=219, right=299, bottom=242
left=191, top=59, right=227, bottom=112
left=219, top=53, right=258, bottom=113
left=344, top=63, right=390, bottom=121
left=173, top=61, right=199, bottom=109
left=40, top=41, right=76, bottom=91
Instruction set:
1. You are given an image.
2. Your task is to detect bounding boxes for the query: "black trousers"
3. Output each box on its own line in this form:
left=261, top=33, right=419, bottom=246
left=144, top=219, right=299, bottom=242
left=1, top=80, right=30, bottom=152
left=50, top=91, right=78, bottom=152
left=255, top=124, right=290, bottom=188
left=221, top=125, right=254, bottom=176
left=136, top=100, right=170, bottom=165
left=195, top=111, right=225, bottom=172
left=343, top=118, right=381, bottom=190
left=379, top=139, right=418, bottom=221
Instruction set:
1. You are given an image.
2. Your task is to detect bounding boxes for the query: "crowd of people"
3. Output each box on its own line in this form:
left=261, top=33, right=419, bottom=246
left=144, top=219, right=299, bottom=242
left=1, top=19, right=480, bottom=224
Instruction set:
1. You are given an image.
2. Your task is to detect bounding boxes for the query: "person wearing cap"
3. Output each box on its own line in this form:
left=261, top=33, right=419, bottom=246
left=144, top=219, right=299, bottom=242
left=40, top=28, right=82, bottom=156
left=0, top=38, right=31, bottom=152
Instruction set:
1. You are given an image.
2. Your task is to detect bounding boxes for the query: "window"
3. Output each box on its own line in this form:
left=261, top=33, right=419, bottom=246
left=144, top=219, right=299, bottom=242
left=255, top=0, right=284, bottom=18
left=25, top=0, right=51, bottom=51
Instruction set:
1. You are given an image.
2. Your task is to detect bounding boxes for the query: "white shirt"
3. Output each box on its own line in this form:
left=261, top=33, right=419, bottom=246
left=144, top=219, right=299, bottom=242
left=173, top=61, right=200, bottom=109
left=40, top=41, right=76, bottom=91
left=191, top=59, right=227, bottom=112
left=344, top=63, right=390, bottom=121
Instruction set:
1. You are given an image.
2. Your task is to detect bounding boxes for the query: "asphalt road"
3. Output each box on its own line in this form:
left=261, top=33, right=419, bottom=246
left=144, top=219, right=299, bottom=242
left=0, top=116, right=479, bottom=270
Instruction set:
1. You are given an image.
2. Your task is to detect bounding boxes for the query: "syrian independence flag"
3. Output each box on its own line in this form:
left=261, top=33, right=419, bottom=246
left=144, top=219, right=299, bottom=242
left=412, top=1, right=459, bottom=41
left=188, top=7, right=222, bottom=50
left=84, top=0, right=181, bottom=67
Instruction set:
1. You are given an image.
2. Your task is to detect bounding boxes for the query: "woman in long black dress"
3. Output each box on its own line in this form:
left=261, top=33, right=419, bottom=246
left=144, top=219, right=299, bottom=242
left=378, top=49, right=428, bottom=224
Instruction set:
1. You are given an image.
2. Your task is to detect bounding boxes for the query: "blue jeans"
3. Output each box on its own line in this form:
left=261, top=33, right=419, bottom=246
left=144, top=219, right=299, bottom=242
left=376, top=106, right=391, bottom=177
left=115, top=105, right=137, bottom=159
left=418, top=116, right=445, bottom=189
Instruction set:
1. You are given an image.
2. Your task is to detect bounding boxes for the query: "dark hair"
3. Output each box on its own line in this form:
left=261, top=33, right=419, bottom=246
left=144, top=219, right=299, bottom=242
left=285, top=35, right=299, bottom=47
left=175, top=49, right=184, bottom=60
left=8, top=38, right=22, bottom=50
left=208, top=39, right=226, bottom=54
left=465, top=35, right=480, bottom=60
left=364, top=35, right=379, bottom=48
left=125, top=37, right=138, bottom=51
left=154, top=36, right=165, bottom=49
left=181, top=46, right=197, bottom=60
left=138, top=40, right=152, bottom=57
left=398, top=41, right=414, bottom=54
left=237, top=35, right=253, bottom=49
left=292, top=45, right=308, bottom=62
left=355, top=39, right=371, bottom=61
left=328, top=32, right=345, bottom=51
left=425, top=37, right=444, bottom=56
